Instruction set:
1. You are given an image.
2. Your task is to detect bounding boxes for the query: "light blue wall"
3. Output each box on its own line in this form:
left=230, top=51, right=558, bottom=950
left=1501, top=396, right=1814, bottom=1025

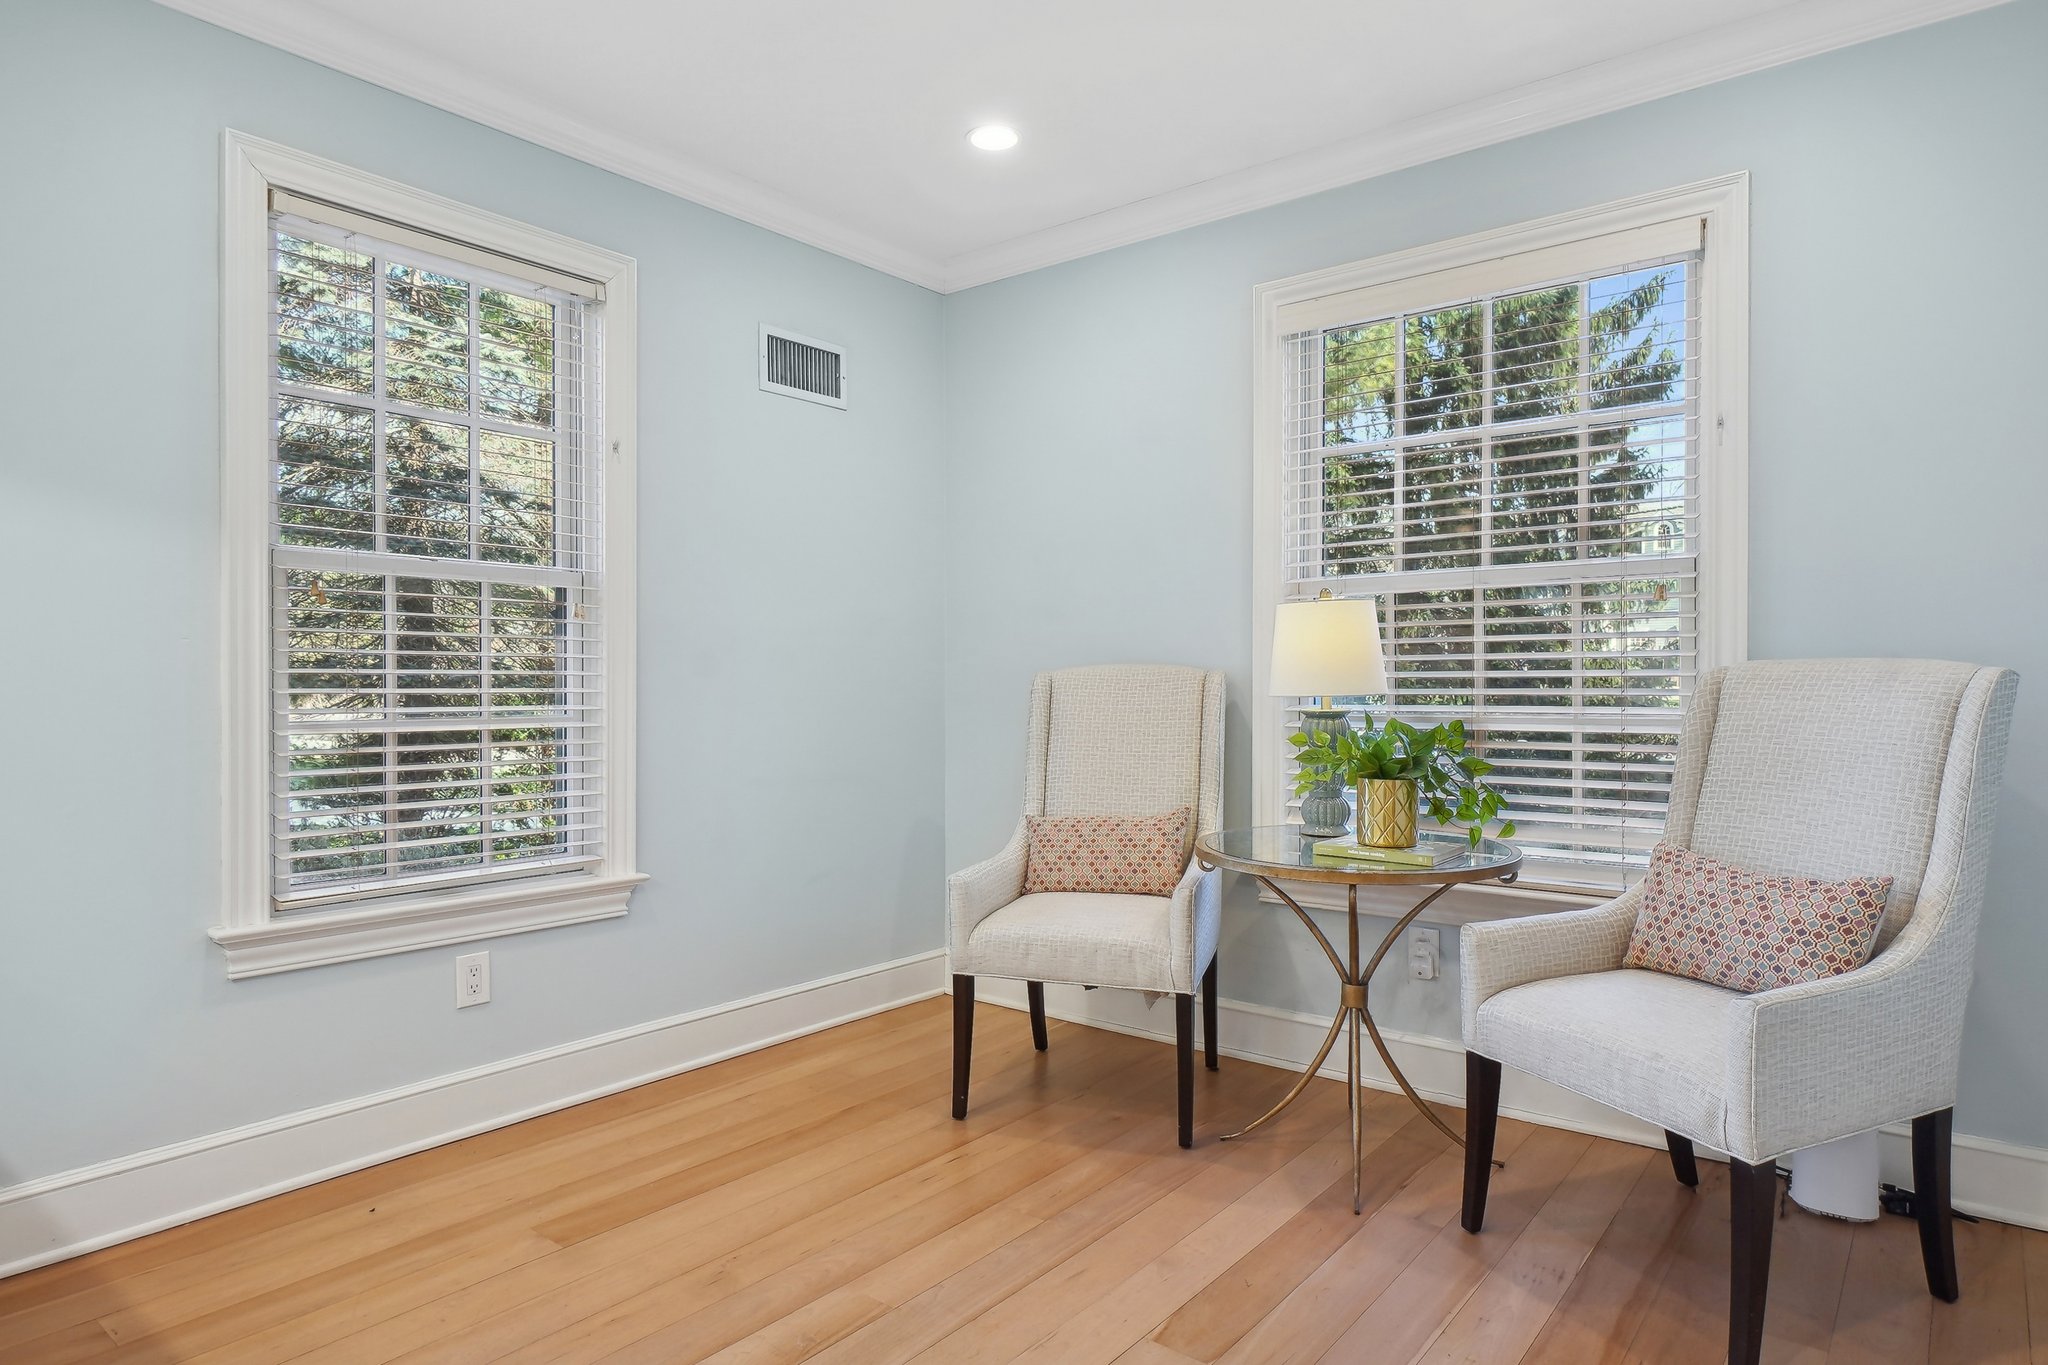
left=0, top=0, right=946, bottom=1184
left=942, top=1, right=2048, bottom=1148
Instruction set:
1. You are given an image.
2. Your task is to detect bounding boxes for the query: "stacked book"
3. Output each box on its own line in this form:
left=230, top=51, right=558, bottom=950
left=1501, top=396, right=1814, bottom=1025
left=1310, top=833, right=1466, bottom=868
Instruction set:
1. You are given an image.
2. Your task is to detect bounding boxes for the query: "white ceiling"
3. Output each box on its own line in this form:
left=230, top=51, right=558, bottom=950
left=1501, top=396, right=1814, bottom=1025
left=158, top=0, right=2002, bottom=291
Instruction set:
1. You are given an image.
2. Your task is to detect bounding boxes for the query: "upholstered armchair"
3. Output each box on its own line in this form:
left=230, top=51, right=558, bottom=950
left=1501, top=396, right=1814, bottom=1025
left=947, top=665, right=1226, bottom=1148
left=1459, top=659, right=2018, bottom=1365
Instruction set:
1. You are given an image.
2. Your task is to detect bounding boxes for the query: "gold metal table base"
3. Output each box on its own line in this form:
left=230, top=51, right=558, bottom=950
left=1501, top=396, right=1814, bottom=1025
left=1220, top=876, right=1497, bottom=1213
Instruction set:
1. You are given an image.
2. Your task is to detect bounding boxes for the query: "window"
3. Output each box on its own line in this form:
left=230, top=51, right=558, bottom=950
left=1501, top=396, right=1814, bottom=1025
left=214, top=134, right=642, bottom=976
left=1253, top=179, right=1747, bottom=893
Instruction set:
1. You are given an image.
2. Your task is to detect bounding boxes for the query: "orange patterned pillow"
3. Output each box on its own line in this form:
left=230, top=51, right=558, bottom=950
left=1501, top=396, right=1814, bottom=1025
left=1624, top=845, right=1891, bottom=993
left=1024, top=808, right=1193, bottom=897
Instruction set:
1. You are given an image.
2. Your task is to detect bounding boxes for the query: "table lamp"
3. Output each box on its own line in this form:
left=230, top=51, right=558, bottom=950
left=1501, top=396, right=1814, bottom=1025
left=1270, top=589, right=1388, bottom=837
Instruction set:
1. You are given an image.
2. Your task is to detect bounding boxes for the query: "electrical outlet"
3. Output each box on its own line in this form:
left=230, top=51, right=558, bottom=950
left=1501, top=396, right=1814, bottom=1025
left=456, top=951, right=490, bottom=1008
left=1408, top=928, right=1440, bottom=981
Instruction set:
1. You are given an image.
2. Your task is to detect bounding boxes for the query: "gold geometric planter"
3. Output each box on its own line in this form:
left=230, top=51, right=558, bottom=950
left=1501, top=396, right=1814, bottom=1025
left=1357, top=778, right=1418, bottom=848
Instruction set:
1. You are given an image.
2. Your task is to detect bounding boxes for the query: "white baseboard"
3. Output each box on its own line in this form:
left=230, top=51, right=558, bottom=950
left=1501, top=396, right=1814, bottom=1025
left=0, top=950, right=948, bottom=1280
left=971, top=978, right=2048, bottom=1233
left=1882, top=1129, right=2048, bottom=1236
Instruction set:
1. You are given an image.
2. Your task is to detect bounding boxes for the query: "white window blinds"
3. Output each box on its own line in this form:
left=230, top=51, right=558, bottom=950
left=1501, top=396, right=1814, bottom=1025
left=268, top=205, right=607, bottom=910
left=1277, top=223, right=1705, bottom=886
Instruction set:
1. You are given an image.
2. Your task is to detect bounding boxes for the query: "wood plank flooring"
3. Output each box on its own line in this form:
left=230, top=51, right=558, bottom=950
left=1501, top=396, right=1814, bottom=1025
left=3, top=996, right=2043, bottom=1363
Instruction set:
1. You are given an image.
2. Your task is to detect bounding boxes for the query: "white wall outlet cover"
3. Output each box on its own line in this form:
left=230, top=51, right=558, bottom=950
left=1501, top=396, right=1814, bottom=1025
left=456, top=951, right=491, bottom=1008
left=1408, top=928, right=1440, bottom=981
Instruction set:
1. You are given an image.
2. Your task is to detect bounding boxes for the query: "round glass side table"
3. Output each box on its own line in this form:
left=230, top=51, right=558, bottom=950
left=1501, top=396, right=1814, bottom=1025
left=1195, top=825, right=1521, bottom=1212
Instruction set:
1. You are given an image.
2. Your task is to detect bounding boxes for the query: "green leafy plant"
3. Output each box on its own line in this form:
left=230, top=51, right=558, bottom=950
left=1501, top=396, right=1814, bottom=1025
left=1289, top=717, right=1516, bottom=847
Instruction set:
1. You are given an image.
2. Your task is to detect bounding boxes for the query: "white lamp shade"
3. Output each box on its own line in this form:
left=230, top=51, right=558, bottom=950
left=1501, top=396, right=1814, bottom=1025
left=1270, top=596, right=1388, bottom=698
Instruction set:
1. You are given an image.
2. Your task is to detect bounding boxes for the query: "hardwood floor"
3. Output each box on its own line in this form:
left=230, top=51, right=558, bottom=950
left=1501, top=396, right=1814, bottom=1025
left=3, top=997, right=2043, bottom=1363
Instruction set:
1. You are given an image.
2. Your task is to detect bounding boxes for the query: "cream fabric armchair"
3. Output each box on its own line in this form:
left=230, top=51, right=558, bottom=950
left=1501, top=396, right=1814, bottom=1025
left=1458, top=659, right=2018, bottom=1365
left=947, top=665, right=1225, bottom=1148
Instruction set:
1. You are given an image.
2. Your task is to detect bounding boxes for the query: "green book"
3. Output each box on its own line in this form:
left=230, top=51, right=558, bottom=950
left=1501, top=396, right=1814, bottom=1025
left=1310, top=835, right=1455, bottom=868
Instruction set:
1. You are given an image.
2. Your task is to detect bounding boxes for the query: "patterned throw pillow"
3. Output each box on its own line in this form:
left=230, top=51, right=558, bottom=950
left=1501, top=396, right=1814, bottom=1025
left=1024, top=807, right=1193, bottom=897
left=1624, top=845, right=1892, bottom=994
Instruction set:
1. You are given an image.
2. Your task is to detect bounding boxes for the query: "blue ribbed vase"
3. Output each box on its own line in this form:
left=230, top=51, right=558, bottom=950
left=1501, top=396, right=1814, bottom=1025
left=1296, top=709, right=1353, bottom=837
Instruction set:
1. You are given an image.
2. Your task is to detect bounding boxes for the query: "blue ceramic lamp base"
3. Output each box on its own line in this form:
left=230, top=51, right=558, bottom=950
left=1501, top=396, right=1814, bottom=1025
left=1297, top=707, right=1353, bottom=838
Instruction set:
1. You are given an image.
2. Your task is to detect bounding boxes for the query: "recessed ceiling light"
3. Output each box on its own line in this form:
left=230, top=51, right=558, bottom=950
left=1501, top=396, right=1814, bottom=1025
left=968, top=125, right=1019, bottom=152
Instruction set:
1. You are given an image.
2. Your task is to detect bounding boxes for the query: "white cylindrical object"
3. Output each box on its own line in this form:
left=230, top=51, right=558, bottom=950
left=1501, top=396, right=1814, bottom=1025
left=1787, top=1130, right=1881, bottom=1222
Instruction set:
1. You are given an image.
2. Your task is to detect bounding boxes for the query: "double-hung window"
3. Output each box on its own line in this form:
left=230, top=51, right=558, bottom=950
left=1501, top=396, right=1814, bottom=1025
left=214, top=134, right=641, bottom=976
left=1253, top=180, right=1748, bottom=893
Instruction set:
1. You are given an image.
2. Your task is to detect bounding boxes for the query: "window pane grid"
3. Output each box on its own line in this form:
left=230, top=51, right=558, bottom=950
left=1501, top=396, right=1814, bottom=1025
left=1280, top=253, right=1700, bottom=883
left=268, top=212, right=605, bottom=910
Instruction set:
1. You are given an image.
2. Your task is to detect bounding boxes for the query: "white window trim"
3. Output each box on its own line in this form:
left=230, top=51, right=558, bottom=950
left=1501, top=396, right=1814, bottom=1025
left=1249, top=173, right=1750, bottom=918
left=212, top=130, right=644, bottom=978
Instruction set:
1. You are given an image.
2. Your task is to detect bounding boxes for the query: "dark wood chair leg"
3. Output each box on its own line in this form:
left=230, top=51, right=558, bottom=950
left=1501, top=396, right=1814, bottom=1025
left=1026, top=981, right=1049, bottom=1051
left=1913, top=1108, right=1960, bottom=1302
left=1461, top=1052, right=1502, bottom=1233
left=1201, top=954, right=1219, bottom=1071
left=1729, top=1157, right=1778, bottom=1365
left=1176, top=992, right=1195, bottom=1149
left=1666, top=1131, right=1700, bottom=1187
left=951, top=975, right=975, bottom=1120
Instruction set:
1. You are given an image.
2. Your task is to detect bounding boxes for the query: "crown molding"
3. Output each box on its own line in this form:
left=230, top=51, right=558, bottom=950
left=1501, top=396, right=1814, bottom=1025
left=154, top=0, right=2008, bottom=295
left=151, top=0, right=953, bottom=291
left=932, top=0, right=2011, bottom=291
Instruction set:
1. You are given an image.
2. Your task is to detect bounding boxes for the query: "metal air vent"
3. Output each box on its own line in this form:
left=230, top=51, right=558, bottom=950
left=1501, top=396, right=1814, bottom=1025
left=759, top=325, right=846, bottom=409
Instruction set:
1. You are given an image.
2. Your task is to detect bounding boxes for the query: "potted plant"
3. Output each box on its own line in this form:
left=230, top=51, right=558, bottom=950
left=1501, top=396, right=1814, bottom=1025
left=1289, top=717, right=1515, bottom=849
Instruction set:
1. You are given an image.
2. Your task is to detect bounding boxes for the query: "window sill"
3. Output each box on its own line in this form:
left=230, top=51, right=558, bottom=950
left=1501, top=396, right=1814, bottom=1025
left=1252, top=873, right=1603, bottom=925
left=209, top=872, right=647, bottom=979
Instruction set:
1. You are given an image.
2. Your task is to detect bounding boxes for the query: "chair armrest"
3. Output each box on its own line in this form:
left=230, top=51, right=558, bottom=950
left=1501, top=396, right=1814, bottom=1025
left=1725, top=903, right=1964, bottom=1162
left=946, top=824, right=1027, bottom=967
left=1167, top=859, right=1222, bottom=996
left=1460, top=886, right=1644, bottom=1046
